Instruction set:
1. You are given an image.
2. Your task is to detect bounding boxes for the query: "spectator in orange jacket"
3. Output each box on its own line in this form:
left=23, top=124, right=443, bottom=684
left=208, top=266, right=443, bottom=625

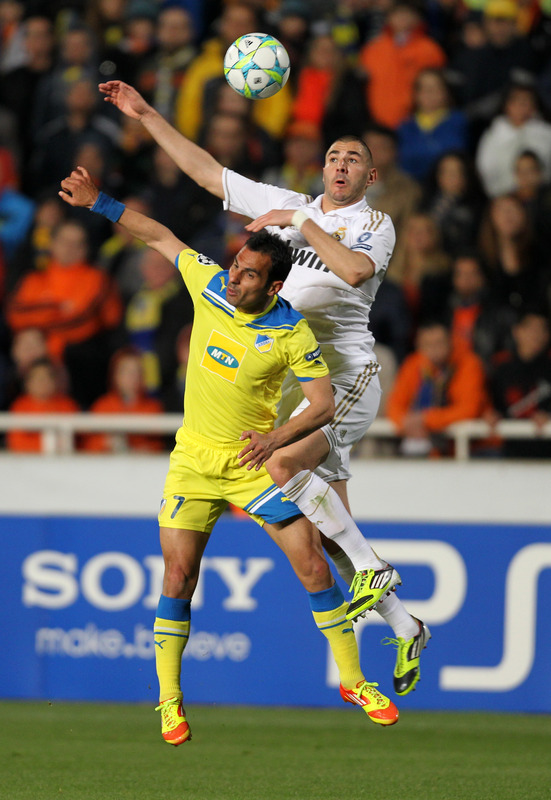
left=359, top=2, right=446, bottom=129
left=7, top=357, right=79, bottom=452
left=81, top=346, right=164, bottom=453
left=6, top=219, right=123, bottom=362
left=386, top=320, right=488, bottom=455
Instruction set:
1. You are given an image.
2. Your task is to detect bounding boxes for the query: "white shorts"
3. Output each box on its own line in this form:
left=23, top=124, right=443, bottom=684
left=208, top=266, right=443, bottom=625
left=276, top=362, right=382, bottom=482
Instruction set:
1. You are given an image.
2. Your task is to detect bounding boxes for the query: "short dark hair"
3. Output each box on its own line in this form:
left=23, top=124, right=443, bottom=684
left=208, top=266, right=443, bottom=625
left=245, top=230, right=293, bottom=284
left=327, top=135, right=374, bottom=167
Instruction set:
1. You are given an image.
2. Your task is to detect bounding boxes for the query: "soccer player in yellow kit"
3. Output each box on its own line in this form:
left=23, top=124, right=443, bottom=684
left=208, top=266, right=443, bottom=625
left=97, top=80, right=431, bottom=701
left=60, top=167, right=399, bottom=745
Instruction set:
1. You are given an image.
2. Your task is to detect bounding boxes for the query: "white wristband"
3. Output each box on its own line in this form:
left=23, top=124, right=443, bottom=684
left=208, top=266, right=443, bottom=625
left=291, top=209, right=309, bottom=231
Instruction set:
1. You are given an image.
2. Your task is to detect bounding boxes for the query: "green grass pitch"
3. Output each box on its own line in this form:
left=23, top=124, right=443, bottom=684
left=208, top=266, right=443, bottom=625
left=1, top=701, right=550, bottom=800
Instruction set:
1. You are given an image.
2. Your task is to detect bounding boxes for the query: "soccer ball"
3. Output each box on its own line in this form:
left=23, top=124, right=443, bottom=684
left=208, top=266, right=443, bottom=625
left=223, top=32, right=290, bottom=100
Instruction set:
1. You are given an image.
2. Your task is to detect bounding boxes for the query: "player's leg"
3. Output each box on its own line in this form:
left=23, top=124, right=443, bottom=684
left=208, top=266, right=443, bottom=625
left=154, top=430, right=227, bottom=744
left=269, top=368, right=400, bottom=616
left=231, top=465, right=397, bottom=724
left=264, top=516, right=398, bottom=726
left=156, top=525, right=209, bottom=698
left=273, top=369, right=430, bottom=693
left=327, top=480, right=431, bottom=696
left=153, top=524, right=210, bottom=746
left=266, top=428, right=400, bottom=615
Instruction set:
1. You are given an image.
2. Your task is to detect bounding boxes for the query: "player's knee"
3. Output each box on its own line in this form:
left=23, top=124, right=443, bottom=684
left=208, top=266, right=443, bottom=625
left=163, top=560, right=197, bottom=598
left=266, top=452, right=300, bottom=487
left=298, top=552, right=332, bottom=592
left=311, top=556, right=332, bottom=586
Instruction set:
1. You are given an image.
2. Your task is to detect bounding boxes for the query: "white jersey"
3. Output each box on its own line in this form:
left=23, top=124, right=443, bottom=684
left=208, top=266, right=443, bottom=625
left=223, top=169, right=396, bottom=375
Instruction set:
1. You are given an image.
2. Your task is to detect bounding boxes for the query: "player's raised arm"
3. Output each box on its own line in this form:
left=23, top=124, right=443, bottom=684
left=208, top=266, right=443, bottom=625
left=245, top=209, right=375, bottom=288
left=59, top=167, right=184, bottom=264
left=99, top=80, right=225, bottom=200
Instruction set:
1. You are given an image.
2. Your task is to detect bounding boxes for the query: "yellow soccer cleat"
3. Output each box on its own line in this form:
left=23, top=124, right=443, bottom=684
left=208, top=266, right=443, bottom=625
left=155, top=697, right=192, bottom=746
left=346, top=566, right=402, bottom=621
left=384, top=617, right=432, bottom=696
left=340, top=680, right=399, bottom=726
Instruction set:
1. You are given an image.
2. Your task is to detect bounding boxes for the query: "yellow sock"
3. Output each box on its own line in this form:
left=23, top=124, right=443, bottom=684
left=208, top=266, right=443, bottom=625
left=312, top=601, right=364, bottom=689
left=154, top=616, right=190, bottom=702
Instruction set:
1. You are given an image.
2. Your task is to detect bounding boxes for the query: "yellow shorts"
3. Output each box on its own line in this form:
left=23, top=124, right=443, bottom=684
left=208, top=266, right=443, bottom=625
left=158, top=425, right=301, bottom=533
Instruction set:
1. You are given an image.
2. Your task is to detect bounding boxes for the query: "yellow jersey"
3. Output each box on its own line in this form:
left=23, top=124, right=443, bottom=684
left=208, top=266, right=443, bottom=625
left=176, top=248, right=329, bottom=443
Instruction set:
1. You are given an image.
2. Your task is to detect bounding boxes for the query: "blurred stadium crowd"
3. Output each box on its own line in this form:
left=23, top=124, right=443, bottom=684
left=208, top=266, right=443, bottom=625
left=1, top=0, right=551, bottom=457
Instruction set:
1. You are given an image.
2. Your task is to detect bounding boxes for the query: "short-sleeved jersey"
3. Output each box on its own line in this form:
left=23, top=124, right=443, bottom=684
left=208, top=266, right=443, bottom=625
left=176, top=248, right=329, bottom=442
left=222, top=169, right=396, bottom=376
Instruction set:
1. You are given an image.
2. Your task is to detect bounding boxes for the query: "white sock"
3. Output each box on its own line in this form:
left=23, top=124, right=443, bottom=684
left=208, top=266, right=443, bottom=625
left=282, top=470, right=383, bottom=571
left=376, top=592, right=419, bottom=640
left=327, top=548, right=356, bottom=586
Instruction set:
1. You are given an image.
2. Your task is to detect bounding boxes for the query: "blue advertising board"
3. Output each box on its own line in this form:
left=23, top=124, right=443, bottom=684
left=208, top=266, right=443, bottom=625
left=1, top=513, right=550, bottom=712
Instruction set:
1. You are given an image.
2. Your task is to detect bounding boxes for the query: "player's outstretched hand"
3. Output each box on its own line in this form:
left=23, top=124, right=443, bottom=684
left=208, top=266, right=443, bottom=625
left=239, top=430, right=279, bottom=471
left=58, top=166, right=99, bottom=208
left=98, top=80, right=148, bottom=120
left=245, top=209, right=296, bottom=233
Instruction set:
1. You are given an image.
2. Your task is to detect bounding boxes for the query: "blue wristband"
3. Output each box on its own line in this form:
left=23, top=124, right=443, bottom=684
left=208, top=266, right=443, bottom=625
left=91, top=191, right=125, bottom=223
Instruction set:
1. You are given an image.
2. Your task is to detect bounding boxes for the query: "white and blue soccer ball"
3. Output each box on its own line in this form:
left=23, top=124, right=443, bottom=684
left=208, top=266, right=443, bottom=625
left=223, top=32, right=290, bottom=99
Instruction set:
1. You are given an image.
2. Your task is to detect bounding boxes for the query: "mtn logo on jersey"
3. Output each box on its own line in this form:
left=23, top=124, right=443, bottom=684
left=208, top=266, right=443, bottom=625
left=331, top=227, right=347, bottom=242
left=207, top=346, right=238, bottom=367
left=201, top=330, right=246, bottom=383
left=254, top=334, right=274, bottom=353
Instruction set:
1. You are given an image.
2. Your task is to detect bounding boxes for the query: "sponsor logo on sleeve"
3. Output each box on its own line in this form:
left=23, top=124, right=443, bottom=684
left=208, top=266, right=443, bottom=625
left=196, top=254, right=216, bottom=266
left=305, top=346, right=322, bottom=362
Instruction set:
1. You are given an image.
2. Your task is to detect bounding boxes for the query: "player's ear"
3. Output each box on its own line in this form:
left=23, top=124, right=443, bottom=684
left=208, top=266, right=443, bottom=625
left=268, top=280, right=284, bottom=296
left=366, top=167, right=377, bottom=188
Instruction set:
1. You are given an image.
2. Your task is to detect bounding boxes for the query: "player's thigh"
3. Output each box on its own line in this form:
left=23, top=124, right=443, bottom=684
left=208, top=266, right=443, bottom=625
left=159, top=524, right=214, bottom=598
left=160, top=526, right=210, bottom=576
left=318, top=367, right=382, bottom=482
left=266, top=427, right=331, bottom=481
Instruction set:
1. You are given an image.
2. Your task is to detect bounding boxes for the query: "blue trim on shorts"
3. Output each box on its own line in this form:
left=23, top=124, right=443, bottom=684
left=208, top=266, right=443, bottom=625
left=244, top=484, right=301, bottom=525
left=308, top=583, right=345, bottom=612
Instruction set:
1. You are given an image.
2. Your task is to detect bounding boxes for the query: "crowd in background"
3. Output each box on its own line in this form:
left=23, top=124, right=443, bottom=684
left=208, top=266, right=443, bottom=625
left=1, top=0, right=551, bottom=457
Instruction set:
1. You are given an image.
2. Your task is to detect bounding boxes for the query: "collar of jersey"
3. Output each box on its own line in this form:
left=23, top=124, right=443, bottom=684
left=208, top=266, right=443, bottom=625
left=308, top=194, right=370, bottom=217
left=234, top=294, right=278, bottom=326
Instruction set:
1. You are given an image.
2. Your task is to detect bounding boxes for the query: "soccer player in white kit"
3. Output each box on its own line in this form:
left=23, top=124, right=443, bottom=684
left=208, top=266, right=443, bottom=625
left=99, top=81, right=430, bottom=696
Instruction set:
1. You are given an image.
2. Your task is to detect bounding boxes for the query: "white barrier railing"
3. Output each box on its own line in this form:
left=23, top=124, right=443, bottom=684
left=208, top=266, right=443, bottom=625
left=1, top=413, right=550, bottom=459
